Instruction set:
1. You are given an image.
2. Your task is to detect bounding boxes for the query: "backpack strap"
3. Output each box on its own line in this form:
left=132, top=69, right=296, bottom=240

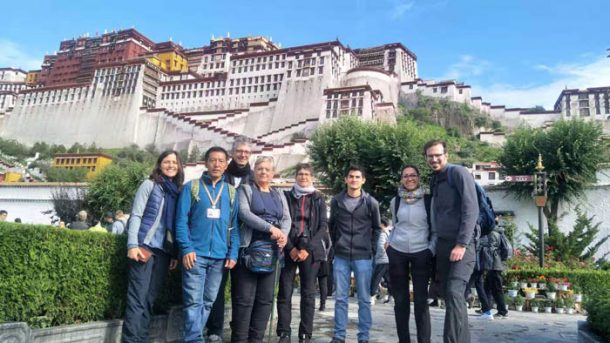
left=191, top=178, right=236, bottom=251
left=191, top=178, right=200, bottom=203
left=392, top=196, right=400, bottom=223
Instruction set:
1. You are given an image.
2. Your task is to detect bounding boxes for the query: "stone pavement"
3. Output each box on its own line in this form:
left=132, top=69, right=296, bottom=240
left=260, top=295, right=586, bottom=343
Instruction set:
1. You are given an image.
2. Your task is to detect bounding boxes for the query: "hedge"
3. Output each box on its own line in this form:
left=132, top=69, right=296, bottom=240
left=0, top=222, right=181, bottom=327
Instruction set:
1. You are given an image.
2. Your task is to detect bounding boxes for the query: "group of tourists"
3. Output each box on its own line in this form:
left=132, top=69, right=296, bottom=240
left=120, top=138, right=506, bottom=343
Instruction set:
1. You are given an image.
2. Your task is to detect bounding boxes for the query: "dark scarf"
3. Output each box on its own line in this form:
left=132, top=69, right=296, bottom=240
left=227, top=160, right=251, bottom=178
left=160, top=176, right=180, bottom=231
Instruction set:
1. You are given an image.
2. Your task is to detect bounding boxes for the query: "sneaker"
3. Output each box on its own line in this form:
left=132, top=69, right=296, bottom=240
left=329, top=338, right=345, bottom=343
left=383, top=295, right=392, bottom=304
left=495, top=311, right=509, bottom=319
left=319, top=303, right=326, bottom=311
left=278, top=333, right=291, bottom=343
left=428, top=299, right=438, bottom=307
left=370, top=296, right=376, bottom=305
left=478, top=312, right=494, bottom=321
left=299, top=336, right=311, bottom=343
left=475, top=309, right=483, bottom=314
left=208, top=334, right=222, bottom=343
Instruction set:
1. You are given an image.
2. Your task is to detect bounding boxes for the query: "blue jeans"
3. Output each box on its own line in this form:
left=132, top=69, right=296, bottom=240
left=333, top=256, right=373, bottom=341
left=182, top=257, right=225, bottom=343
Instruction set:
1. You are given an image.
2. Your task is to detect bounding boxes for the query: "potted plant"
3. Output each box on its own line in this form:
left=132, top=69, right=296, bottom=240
left=514, top=295, right=525, bottom=311
left=538, top=280, right=547, bottom=290
left=530, top=298, right=541, bottom=313
left=519, top=279, right=528, bottom=289
left=563, top=297, right=575, bottom=314
left=507, top=288, right=519, bottom=297
left=572, top=284, right=583, bottom=302
left=555, top=298, right=565, bottom=314
left=523, top=287, right=537, bottom=299
left=546, top=282, right=557, bottom=300
left=528, top=277, right=538, bottom=289
left=543, top=299, right=553, bottom=313
left=507, top=275, right=519, bottom=289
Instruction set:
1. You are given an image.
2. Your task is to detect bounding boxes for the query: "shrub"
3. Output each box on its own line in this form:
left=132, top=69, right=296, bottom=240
left=586, top=286, right=610, bottom=341
left=0, top=222, right=180, bottom=327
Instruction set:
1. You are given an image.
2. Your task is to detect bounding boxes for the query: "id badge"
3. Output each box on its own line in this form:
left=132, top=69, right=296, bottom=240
left=207, top=208, right=221, bottom=219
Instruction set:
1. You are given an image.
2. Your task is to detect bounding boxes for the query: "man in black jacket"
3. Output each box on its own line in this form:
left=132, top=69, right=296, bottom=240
left=328, top=166, right=381, bottom=343
left=276, top=163, right=328, bottom=343
left=206, top=139, right=254, bottom=343
left=425, top=139, right=479, bottom=343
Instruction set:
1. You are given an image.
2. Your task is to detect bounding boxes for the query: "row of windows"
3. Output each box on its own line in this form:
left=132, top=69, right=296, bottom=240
left=230, top=54, right=287, bottom=66
left=162, top=81, right=227, bottom=92
left=161, top=82, right=282, bottom=100
left=231, top=61, right=284, bottom=73
left=55, top=157, right=100, bottom=165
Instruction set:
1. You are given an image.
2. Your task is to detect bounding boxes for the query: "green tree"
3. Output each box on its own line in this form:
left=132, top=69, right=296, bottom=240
left=188, top=145, right=201, bottom=163
left=499, top=119, right=603, bottom=223
left=46, top=167, right=88, bottom=182
left=51, top=186, right=88, bottom=223
left=86, top=161, right=152, bottom=220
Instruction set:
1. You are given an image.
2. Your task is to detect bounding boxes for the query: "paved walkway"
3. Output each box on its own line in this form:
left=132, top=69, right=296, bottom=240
left=262, top=295, right=586, bottom=343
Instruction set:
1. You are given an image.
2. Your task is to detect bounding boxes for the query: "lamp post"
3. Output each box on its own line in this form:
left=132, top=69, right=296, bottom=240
left=534, top=154, right=547, bottom=268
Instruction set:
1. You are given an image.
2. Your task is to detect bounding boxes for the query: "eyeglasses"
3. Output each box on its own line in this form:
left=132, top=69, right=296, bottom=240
left=426, top=153, right=445, bottom=160
left=402, top=174, right=419, bottom=179
left=234, top=149, right=251, bottom=155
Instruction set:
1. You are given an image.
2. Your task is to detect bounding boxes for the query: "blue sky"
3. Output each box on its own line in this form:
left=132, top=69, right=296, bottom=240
left=1, top=0, right=609, bottom=108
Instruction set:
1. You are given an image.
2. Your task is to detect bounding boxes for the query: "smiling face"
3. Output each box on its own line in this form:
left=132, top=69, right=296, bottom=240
left=205, top=151, right=228, bottom=180
left=296, top=168, right=313, bottom=188
left=160, top=153, right=179, bottom=179
left=254, top=159, right=274, bottom=186
left=425, top=143, right=448, bottom=172
left=232, top=143, right=252, bottom=167
left=401, top=167, right=420, bottom=191
left=345, top=170, right=365, bottom=192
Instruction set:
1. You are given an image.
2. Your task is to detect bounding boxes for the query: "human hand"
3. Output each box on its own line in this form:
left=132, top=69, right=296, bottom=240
left=127, top=247, right=144, bottom=261
left=277, top=234, right=287, bottom=249
left=450, top=245, right=466, bottom=262
left=270, top=226, right=282, bottom=240
left=182, top=252, right=197, bottom=270
left=297, top=249, right=309, bottom=261
left=225, top=259, right=237, bottom=269
left=289, top=248, right=300, bottom=262
left=169, top=259, right=178, bottom=270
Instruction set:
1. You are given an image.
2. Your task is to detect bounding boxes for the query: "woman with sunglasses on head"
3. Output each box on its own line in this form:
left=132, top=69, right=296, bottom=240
left=387, top=164, right=436, bottom=343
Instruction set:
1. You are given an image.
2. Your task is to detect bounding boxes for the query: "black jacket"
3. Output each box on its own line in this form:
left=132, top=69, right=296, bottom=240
left=283, top=190, right=328, bottom=262
left=329, top=190, right=381, bottom=260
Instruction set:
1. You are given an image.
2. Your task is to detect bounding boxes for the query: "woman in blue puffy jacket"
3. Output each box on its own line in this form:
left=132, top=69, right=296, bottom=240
left=121, top=150, right=185, bottom=343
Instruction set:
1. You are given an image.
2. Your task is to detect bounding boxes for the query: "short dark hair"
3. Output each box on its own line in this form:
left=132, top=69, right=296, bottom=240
left=423, top=139, right=447, bottom=156
left=0, top=210, right=7, bottom=216
left=150, top=150, right=185, bottom=190
left=401, top=164, right=421, bottom=177
left=381, top=218, right=390, bottom=227
left=295, top=163, right=314, bottom=176
left=14, top=218, right=21, bottom=223
left=345, top=165, right=366, bottom=178
left=205, top=146, right=229, bottom=161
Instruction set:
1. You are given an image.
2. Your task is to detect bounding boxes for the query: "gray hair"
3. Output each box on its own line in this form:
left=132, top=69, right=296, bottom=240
left=231, top=138, right=252, bottom=153
left=254, top=155, right=275, bottom=169
left=77, top=210, right=88, bottom=221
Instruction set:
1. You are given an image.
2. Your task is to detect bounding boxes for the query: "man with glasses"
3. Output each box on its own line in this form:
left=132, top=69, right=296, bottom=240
left=206, top=139, right=255, bottom=343
left=424, top=139, right=478, bottom=343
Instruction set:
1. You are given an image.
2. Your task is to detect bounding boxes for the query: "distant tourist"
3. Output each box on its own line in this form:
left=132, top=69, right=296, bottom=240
left=102, top=211, right=114, bottom=232
left=425, top=139, right=478, bottom=343
left=0, top=210, right=7, bottom=221
left=69, top=210, right=89, bottom=230
left=14, top=217, right=22, bottom=223
left=58, top=221, right=66, bottom=229
left=121, top=150, right=184, bottom=343
left=328, top=165, right=381, bottom=343
left=111, top=210, right=127, bottom=235
left=89, top=219, right=107, bottom=233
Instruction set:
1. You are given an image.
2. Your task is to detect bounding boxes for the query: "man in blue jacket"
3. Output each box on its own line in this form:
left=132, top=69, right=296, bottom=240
left=175, top=146, right=240, bottom=343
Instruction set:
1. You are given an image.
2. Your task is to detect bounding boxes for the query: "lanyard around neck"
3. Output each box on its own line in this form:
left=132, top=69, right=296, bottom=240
left=202, top=181, right=225, bottom=208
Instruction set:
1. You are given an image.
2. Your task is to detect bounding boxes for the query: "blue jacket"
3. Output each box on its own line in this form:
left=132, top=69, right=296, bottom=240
left=175, top=174, right=240, bottom=261
left=127, top=179, right=166, bottom=249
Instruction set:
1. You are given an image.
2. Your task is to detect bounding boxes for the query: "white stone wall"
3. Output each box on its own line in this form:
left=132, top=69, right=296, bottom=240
left=343, top=69, right=400, bottom=106
left=479, top=132, right=506, bottom=146
left=519, top=112, right=561, bottom=128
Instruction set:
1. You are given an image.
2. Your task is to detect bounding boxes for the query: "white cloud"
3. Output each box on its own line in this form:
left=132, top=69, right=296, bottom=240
left=0, top=39, right=42, bottom=71
left=390, top=0, right=415, bottom=19
left=474, top=56, right=610, bottom=109
left=438, top=54, right=491, bottom=81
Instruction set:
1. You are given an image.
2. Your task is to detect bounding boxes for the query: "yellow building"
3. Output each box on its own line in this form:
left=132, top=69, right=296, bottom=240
left=147, top=41, right=188, bottom=73
left=51, top=153, right=113, bottom=180
left=26, top=70, right=41, bottom=86
left=3, top=171, right=23, bottom=182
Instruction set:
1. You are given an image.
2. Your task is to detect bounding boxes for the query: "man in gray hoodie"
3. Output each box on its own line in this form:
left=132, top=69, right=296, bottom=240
left=424, top=139, right=479, bottom=343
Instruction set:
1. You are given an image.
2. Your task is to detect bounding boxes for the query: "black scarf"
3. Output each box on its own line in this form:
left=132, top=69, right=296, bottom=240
left=227, top=160, right=251, bottom=178
left=160, top=176, right=179, bottom=231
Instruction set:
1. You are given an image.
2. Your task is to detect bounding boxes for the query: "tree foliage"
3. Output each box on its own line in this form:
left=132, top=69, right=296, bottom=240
left=45, top=167, right=88, bottom=182
left=51, top=187, right=88, bottom=223
left=86, top=161, right=152, bottom=220
left=308, top=116, right=500, bottom=213
left=499, top=120, right=604, bottom=222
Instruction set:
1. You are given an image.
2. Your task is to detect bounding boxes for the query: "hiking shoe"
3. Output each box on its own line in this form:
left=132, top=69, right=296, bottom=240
left=319, top=303, right=326, bottom=311
left=208, top=334, right=222, bottom=343
left=278, top=333, right=291, bottom=343
left=330, top=338, right=345, bottom=343
left=478, top=312, right=494, bottom=321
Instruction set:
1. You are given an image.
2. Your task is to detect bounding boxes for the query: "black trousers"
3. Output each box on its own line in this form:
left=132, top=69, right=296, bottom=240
left=206, top=268, right=229, bottom=336
left=230, top=257, right=276, bottom=343
left=370, top=263, right=391, bottom=296
left=387, top=247, right=432, bottom=343
left=436, top=239, right=476, bottom=343
left=122, top=249, right=170, bottom=343
left=466, top=269, right=490, bottom=313
left=276, top=254, right=320, bottom=338
left=485, top=270, right=508, bottom=315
